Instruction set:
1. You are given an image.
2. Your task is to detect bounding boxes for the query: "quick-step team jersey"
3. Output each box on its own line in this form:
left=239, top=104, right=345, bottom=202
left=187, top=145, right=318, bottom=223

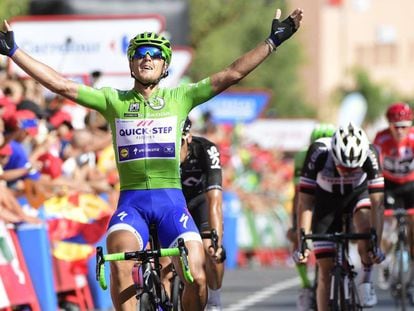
left=373, top=127, right=414, bottom=184
left=299, top=138, right=384, bottom=196
left=180, top=136, right=222, bottom=202
left=76, top=78, right=215, bottom=190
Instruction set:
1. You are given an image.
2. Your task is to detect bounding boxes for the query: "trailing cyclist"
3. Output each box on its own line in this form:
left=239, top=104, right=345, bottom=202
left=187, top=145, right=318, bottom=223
left=374, top=102, right=414, bottom=298
left=180, top=117, right=225, bottom=310
left=286, top=122, right=335, bottom=311
left=0, top=6, right=303, bottom=310
left=295, top=123, right=385, bottom=311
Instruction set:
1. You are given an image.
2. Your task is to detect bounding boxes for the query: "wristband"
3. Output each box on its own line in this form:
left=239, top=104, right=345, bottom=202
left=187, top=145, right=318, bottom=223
left=9, top=45, right=18, bottom=57
left=265, top=38, right=277, bottom=53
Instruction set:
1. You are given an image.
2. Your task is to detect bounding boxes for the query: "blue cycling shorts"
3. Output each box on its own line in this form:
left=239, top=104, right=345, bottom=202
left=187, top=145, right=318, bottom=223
left=107, top=189, right=201, bottom=249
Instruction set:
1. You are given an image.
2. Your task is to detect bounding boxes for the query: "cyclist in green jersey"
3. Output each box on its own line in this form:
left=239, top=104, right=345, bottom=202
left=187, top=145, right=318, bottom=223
left=0, top=7, right=303, bottom=310
left=286, top=123, right=335, bottom=311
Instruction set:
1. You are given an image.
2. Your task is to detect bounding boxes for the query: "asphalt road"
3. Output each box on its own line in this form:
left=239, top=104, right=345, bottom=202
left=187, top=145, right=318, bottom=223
left=220, top=265, right=412, bottom=310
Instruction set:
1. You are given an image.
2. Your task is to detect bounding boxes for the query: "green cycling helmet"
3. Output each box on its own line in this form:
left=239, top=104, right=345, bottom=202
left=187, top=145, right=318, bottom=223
left=310, top=123, right=336, bottom=143
left=127, top=32, right=172, bottom=64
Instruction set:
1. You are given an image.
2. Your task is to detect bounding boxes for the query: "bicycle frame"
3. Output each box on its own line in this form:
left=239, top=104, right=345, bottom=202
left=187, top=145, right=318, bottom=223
left=300, top=227, right=377, bottom=311
left=169, top=228, right=220, bottom=310
left=95, top=234, right=193, bottom=310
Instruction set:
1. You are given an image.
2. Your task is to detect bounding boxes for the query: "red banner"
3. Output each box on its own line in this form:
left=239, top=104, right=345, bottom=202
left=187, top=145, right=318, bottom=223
left=0, top=223, right=40, bottom=309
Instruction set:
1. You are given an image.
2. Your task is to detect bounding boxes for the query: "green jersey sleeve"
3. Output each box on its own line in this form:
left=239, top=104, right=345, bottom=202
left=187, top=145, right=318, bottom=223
left=76, top=85, right=110, bottom=114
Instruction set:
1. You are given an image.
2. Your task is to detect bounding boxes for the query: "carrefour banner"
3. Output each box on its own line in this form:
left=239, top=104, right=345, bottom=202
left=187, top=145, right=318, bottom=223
left=9, top=15, right=165, bottom=76
left=195, top=90, right=271, bottom=124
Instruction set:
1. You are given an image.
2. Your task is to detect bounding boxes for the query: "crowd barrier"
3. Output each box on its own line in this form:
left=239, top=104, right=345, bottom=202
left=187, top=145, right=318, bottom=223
left=0, top=194, right=113, bottom=311
left=0, top=190, right=289, bottom=310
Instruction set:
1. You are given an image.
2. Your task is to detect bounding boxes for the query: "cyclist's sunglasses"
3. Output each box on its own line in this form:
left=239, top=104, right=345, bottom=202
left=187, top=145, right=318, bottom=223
left=133, top=46, right=164, bottom=60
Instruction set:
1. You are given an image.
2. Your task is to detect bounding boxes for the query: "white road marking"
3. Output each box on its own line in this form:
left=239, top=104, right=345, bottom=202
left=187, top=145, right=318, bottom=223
left=223, top=277, right=301, bottom=311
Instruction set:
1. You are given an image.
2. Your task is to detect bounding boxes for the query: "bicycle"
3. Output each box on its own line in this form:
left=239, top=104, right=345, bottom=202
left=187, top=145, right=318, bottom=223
left=96, top=225, right=194, bottom=311
left=383, top=208, right=414, bottom=310
left=167, top=228, right=221, bottom=310
left=299, top=216, right=377, bottom=311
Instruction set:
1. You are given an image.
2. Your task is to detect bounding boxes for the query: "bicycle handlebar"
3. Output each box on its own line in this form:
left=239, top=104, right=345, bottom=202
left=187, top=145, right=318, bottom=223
left=201, top=229, right=219, bottom=252
left=299, top=228, right=378, bottom=257
left=384, top=208, right=414, bottom=217
left=95, top=238, right=193, bottom=290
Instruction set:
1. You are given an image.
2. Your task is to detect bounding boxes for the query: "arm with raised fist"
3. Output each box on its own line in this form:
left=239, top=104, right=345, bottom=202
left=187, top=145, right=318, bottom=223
left=210, top=7, right=303, bottom=94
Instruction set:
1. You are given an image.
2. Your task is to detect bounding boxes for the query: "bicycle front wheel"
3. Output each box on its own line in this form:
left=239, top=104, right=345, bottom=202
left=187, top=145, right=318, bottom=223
left=398, top=239, right=409, bottom=310
left=329, top=267, right=342, bottom=311
left=171, top=274, right=183, bottom=311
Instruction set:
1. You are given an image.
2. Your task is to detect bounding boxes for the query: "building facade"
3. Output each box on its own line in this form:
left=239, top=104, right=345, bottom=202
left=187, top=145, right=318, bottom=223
left=291, top=0, right=414, bottom=118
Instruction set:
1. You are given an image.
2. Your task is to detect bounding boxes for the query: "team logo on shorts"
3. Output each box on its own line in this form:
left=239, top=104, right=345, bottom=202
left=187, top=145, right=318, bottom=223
left=120, top=148, right=129, bottom=159
left=147, top=97, right=165, bottom=110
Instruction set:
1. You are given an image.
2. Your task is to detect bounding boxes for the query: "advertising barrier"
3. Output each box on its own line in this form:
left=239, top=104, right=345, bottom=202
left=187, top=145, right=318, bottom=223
left=1, top=221, right=41, bottom=310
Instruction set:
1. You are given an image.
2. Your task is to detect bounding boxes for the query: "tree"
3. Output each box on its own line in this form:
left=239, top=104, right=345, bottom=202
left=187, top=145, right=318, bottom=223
left=0, top=0, right=29, bottom=23
left=338, top=68, right=401, bottom=124
left=188, top=0, right=314, bottom=118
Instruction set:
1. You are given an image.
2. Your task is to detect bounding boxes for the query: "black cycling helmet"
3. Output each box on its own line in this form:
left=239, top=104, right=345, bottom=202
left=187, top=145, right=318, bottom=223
left=182, top=117, right=192, bottom=135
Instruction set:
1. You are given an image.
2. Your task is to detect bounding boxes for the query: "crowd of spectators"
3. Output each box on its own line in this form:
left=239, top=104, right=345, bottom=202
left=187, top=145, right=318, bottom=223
left=0, top=68, right=119, bottom=224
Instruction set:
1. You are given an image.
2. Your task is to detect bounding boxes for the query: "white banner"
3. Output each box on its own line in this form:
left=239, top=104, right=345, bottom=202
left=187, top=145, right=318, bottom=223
left=242, top=119, right=317, bottom=151
left=9, top=15, right=165, bottom=76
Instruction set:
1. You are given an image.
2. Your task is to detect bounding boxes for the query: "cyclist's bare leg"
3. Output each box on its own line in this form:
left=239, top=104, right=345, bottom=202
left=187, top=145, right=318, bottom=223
left=107, top=229, right=141, bottom=311
left=173, top=240, right=207, bottom=311
left=353, top=208, right=373, bottom=265
left=203, top=238, right=224, bottom=290
left=316, top=257, right=334, bottom=311
left=381, top=216, right=395, bottom=253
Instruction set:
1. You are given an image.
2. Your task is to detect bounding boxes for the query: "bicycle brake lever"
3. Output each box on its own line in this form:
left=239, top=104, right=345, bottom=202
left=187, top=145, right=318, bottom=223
left=299, top=229, right=306, bottom=256
left=177, top=238, right=194, bottom=283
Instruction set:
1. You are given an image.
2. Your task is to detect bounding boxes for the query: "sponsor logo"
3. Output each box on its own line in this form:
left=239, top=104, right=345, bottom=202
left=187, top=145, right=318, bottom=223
left=119, top=126, right=173, bottom=136
left=124, top=113, right=139, bottom=117
left=147, top=97, right=165, bottom=110
left=182, top=176, right=202, bottom=187
left=117, top=211, right=128, bottom=221
left=129, top=102, right=140, bottom=112
left=120, top=148, right=129, bottom=158
left=274, top=27, right=285, bottom=35
left=164, top=146, right=174, bottom=154
left=179, top=213, right=189, bottom=229
left=207, top=146, right=221, bottom=169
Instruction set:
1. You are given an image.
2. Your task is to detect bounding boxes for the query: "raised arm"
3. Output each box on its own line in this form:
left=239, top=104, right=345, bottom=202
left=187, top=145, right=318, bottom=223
left=0, top=20, right=80, bottom=101
left=210, top=8, right=303, bottom=94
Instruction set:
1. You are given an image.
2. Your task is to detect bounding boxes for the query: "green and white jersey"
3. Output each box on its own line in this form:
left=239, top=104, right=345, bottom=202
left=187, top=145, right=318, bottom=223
left=76, top=78, right=214, bottom=190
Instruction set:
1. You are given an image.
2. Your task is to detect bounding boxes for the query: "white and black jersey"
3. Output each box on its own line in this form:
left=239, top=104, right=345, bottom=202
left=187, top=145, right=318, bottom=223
left=299, top=138, right=384, bottom=196
left=298, top=138, right=384, bottom=258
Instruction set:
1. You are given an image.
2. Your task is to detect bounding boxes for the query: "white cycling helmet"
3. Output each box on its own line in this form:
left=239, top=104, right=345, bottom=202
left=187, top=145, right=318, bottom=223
left=331, top=123, right=369, bottom=168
